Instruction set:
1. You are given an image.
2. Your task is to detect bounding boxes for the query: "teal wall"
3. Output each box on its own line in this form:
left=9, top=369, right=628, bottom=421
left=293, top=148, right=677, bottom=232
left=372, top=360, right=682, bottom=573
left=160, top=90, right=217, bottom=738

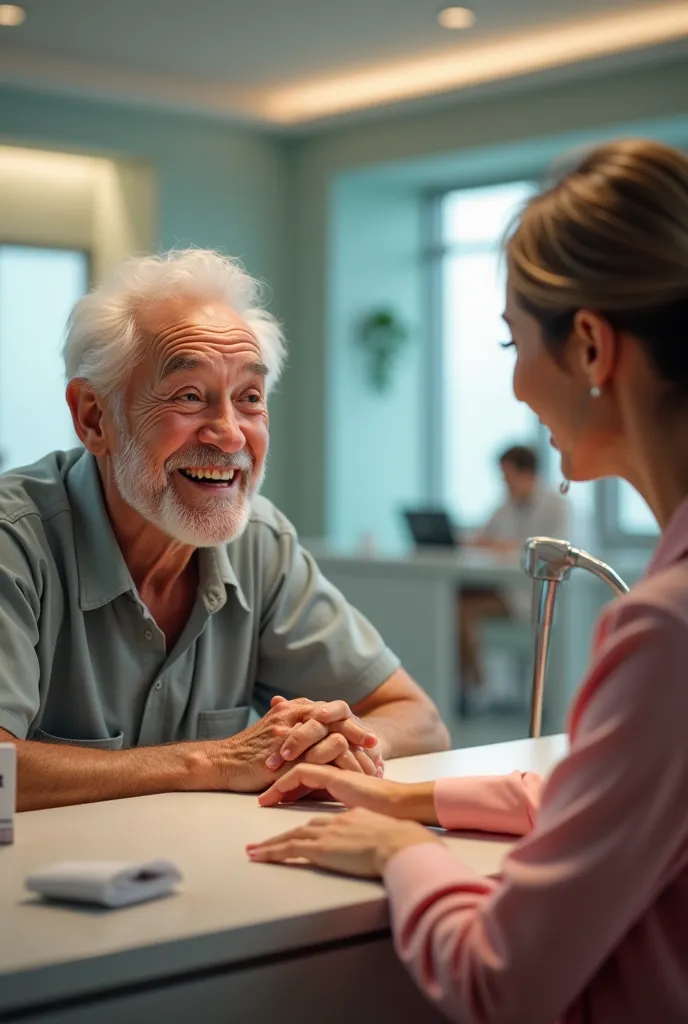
left=287, top=57, right=688, bottom=538
left=327, top=175, right=426, bottom=551
left=0, top=87, right=293, bottom=510
left=1, top=56, right=688, bottom=539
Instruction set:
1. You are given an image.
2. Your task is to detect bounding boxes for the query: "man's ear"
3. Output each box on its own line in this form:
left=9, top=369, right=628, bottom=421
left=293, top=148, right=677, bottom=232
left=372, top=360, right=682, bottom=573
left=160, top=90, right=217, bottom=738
left=572, top=309, right=618, bottom=390
left=65, top=379, right=109, bottom=456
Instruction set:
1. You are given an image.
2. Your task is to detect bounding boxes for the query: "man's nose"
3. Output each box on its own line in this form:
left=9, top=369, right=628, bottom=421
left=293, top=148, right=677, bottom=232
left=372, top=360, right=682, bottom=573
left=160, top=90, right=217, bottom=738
left=197, top=400, right=246, bottom=452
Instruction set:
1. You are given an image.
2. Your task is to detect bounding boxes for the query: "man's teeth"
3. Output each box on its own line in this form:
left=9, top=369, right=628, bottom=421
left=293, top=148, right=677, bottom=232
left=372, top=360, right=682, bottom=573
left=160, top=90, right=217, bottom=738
left=182, top=468, right=236, bottom=482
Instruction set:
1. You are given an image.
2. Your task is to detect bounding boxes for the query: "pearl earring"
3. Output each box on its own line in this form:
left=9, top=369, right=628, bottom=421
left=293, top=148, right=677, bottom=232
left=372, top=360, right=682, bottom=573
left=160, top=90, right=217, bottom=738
left=590, top=385, right=602, bottom=398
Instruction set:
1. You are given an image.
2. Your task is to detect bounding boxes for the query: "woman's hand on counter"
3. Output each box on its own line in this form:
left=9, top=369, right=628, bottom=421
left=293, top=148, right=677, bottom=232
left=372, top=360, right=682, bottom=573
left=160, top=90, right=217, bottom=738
left=258, top=763, right=439, bottom=825
left=248, top=806, right=440, bottom=878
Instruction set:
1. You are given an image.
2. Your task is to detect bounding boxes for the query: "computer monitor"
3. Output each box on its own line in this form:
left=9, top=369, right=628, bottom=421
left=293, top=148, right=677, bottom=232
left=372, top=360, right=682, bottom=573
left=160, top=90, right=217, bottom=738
left=402, top=509, right=458, bottom=549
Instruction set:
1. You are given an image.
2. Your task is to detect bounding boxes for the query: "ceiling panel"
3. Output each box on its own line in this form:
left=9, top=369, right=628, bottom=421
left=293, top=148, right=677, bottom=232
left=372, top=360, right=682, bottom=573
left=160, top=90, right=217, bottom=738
left=0, top=0, right=684, bottom=126
left=0, top=0, right=655, bottom=84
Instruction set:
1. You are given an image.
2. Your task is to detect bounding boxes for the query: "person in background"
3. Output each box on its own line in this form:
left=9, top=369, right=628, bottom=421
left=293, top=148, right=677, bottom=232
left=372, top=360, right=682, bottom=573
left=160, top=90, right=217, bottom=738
left=0, top=249, right=448, bottom=812
left=459, top=444, right=568, bottom=694
left=249, top=138, right=688, bottom=1023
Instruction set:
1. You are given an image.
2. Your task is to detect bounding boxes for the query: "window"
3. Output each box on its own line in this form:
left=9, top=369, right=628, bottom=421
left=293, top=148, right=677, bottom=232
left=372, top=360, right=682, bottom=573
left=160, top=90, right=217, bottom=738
left=0, top=245, right=88, bottom=471
left=617, top=482, right=657, bottom=536
left=598, top=477, right=659, bottom=545
left=439, top=182, right=535, bottom=528
left=434, top=180, right=596, bottom=545
left=432, top=178, right=661, bottom=553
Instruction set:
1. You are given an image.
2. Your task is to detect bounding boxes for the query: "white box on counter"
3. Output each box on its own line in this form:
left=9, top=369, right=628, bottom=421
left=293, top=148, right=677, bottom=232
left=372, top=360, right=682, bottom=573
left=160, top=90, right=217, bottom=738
left=0, top=742, right=16, bottom=844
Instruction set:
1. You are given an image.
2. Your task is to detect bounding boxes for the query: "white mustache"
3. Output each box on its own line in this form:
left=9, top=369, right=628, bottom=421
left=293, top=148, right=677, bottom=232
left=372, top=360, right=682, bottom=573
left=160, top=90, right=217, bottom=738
left=166, top=447, right=254, bottom=473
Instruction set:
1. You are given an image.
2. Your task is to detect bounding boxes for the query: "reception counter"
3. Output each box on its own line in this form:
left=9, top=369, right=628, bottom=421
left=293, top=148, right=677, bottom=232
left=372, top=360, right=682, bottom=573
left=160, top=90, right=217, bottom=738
left=0, top=735, right=567, bottom=1024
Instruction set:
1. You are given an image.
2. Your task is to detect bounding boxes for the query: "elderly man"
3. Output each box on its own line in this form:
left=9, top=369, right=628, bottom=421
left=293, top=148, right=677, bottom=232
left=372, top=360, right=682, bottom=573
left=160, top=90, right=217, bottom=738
left=0, top=249, right=448, bottom=811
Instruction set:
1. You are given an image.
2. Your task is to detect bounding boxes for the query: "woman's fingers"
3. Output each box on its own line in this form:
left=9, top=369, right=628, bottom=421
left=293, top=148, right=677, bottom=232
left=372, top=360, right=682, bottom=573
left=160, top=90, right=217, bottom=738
left=247, top=817, right=330, bottom=851
left=259, top=765, right=340, bottom=807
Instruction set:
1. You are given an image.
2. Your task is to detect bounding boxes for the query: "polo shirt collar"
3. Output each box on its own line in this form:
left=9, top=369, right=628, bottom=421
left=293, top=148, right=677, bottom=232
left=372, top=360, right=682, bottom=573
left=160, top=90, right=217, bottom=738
left=198, top=543, right=250, bottom=613
left=66, top=450, right=250, bottom=613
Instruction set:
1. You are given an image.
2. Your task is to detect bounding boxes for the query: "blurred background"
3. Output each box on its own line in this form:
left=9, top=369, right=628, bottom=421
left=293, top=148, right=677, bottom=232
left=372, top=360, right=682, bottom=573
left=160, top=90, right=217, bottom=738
left=0, top=0, right=685, bottom=744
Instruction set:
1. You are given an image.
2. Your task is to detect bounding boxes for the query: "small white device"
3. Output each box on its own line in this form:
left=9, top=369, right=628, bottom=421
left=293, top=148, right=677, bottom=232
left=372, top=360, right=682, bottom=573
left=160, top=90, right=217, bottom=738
left=26, top=860, right=183, bottom=908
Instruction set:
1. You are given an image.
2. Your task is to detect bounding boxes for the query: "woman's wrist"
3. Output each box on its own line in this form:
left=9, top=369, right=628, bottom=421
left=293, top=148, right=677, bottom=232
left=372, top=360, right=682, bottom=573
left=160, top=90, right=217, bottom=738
left=374, top=824, right=443, bottom=874
left=388, top=781, right=438, bottom=824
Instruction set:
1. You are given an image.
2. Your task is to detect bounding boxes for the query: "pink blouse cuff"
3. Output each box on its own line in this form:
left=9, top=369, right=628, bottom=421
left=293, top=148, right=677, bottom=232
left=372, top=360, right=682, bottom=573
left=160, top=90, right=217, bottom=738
left=433, top=772, right=540, bottom=835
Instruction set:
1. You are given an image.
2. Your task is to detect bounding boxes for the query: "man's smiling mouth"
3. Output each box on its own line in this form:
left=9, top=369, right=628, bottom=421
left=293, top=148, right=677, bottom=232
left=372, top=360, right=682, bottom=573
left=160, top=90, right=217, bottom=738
left=178, top=467, right=240, bottom=487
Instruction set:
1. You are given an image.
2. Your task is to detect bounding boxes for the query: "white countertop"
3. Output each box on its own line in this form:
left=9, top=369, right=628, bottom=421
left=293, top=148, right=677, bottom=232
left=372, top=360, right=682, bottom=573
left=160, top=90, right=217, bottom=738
left=0, top=735, right=567, bottom=1014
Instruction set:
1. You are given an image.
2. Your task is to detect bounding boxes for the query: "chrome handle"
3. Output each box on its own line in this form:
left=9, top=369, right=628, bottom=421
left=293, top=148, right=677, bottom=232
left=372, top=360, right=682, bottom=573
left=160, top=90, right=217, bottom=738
left=521, top=537, right=630, bottom=738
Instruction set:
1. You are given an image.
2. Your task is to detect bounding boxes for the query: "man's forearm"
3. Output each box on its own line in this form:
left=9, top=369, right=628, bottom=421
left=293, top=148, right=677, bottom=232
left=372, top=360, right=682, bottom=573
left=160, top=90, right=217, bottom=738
left=9, top=736, right=209, bottom=811
left=351, top=669, right=451, bottom=760
left=361, top=698, right=450, bottom=760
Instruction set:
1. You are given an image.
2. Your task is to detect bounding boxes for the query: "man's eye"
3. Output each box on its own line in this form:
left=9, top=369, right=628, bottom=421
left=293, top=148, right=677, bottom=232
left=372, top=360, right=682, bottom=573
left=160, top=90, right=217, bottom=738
left=243, top=393, right=262, bottom=404
left=177, top=392, right=202, bottom=402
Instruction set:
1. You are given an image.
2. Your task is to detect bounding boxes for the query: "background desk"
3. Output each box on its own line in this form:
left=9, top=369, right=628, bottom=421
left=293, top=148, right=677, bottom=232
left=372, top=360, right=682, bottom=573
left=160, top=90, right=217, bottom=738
left=311, top=546, right=651, bottom=733
left=0, top=735, right=567, bottom=1024
left=311, top=548, right=538, bottom=725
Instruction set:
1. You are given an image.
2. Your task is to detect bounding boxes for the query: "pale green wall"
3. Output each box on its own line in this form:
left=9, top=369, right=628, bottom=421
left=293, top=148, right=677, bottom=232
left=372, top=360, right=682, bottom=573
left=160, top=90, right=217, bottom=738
left=2, top=58, right=688, bottom=539
left=327, top=176, right=425, bottom=551
left=287, top=58, right=688, bottom=538
left=0, top=86, right=294, bottom=510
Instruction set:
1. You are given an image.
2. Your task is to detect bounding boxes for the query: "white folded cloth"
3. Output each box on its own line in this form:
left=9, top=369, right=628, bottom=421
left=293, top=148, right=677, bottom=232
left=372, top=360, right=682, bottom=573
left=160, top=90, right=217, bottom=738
left=26, top=860, right=183, bottom=908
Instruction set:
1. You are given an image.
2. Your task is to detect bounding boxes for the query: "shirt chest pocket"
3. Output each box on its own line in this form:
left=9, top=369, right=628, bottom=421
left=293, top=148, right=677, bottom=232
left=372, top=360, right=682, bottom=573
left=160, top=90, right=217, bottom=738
left=196, top=706, right=251, bottom=741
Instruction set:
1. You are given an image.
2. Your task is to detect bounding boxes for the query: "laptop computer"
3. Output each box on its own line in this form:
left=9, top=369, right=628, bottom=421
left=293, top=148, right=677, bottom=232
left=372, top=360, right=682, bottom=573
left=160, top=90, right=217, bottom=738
left=402, top=509, right=459, bottom=549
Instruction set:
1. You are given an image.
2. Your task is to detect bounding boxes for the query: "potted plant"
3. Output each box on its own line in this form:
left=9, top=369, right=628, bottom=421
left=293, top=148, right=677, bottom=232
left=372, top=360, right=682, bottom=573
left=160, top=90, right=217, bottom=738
left=356, top=308, right=409, bottom=392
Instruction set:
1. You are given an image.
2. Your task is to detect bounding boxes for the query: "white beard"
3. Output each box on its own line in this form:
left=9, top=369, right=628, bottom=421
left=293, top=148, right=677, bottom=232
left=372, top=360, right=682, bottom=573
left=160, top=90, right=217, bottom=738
left=112, top=427, right=263, bottom=548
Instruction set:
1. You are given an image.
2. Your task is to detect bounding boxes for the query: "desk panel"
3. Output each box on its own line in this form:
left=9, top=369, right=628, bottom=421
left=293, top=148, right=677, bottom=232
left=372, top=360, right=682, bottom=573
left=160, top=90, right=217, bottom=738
left=14, top=936, right=447, bottom=1024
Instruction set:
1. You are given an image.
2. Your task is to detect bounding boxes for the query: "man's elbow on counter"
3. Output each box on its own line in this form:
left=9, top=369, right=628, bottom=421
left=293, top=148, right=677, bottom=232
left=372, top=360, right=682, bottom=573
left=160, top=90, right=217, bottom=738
left=431, top=712, right=452, bottom=752
left=414, top=693, right=451, bottom=752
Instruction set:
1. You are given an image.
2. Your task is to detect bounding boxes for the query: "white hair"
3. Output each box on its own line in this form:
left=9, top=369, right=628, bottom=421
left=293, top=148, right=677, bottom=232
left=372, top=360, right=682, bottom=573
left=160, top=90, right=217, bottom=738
left=62, top=249, right=287, bottom=398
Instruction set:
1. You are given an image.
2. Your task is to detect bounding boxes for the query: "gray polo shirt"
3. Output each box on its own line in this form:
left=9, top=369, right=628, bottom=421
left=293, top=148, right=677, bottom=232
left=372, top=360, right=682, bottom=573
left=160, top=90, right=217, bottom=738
left=0, top=449, right=399, bottom=748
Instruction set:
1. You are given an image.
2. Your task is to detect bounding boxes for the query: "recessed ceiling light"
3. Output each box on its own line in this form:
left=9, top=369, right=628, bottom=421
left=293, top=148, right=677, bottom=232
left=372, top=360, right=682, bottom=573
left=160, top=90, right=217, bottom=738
left=267, top=1, right=688, bottom=124
left=0, top=5, right=26, bottom=26
left=438, top=6, right=475, bottom=30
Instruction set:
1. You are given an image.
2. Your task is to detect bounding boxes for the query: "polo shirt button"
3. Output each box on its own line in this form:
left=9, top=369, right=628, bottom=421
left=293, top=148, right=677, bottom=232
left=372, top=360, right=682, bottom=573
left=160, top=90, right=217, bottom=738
left=144, top=629, right=154, bottom=641
left=154, top=679, right=163, bottom=691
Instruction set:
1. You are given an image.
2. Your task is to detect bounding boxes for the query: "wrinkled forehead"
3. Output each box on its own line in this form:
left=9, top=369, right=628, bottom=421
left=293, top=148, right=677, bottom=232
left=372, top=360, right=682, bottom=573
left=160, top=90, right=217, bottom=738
left=136, top=297, right=258, bottom=356
left=119, top=297, right=265, bottom=405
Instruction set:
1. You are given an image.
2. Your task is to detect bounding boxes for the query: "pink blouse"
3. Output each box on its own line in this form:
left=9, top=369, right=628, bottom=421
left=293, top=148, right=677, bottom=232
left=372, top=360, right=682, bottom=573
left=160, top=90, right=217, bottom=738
left=384, top=499, right=688, bottom=1024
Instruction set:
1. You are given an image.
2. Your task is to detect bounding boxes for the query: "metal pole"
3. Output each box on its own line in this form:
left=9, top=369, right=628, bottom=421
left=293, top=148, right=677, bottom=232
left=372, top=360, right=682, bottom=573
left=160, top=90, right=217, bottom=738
left=521, top=537, right=630, bottom=741
left=529, top=579, right=558, bottom=739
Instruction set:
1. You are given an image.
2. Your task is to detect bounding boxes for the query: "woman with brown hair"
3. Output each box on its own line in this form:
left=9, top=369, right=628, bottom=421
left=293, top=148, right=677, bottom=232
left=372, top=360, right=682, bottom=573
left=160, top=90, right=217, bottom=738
left=249, top=139, right=688, bottom=1023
